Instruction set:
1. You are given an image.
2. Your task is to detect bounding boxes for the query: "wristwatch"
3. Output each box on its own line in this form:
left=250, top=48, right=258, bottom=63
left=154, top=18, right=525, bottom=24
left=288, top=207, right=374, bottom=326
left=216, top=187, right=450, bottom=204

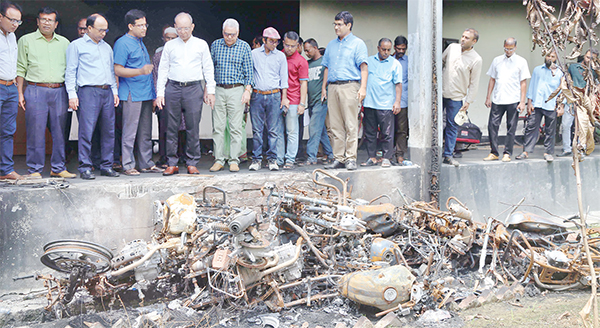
left=300, top=102, right=306, bottom=107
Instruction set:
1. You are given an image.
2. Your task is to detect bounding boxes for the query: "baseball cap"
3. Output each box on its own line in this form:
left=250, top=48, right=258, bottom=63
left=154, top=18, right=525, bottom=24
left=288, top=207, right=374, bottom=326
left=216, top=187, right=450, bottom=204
left=263, top=27, right=281, bottom=39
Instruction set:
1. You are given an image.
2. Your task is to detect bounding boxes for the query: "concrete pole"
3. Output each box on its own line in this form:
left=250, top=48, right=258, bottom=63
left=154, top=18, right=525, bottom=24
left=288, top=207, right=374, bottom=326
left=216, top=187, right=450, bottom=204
left=407, top=0, right=443, bottom=203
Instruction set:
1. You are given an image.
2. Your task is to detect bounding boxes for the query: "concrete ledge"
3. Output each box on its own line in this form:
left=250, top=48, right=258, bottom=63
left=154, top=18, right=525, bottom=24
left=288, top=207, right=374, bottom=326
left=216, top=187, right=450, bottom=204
left=0, top=166, right=420, bottom=294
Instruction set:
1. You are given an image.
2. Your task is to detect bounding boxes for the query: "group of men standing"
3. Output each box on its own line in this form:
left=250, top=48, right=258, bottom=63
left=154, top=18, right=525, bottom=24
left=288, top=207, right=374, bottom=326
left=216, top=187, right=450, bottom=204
left=441, top=27, right=596, bottom=167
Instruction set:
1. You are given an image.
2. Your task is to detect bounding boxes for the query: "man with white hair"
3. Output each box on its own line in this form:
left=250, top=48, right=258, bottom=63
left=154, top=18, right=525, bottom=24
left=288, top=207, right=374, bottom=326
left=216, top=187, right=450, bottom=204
left=156, top=12, right=215, bottom=176
left=209, top=18, right=253, bottom=172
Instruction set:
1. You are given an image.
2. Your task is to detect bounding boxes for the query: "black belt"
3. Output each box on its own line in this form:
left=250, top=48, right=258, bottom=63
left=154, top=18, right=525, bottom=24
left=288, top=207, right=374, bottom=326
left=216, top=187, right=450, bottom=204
left=170, top=79, right=201, bottom=87
left=329, top=80, right=359, bottom=85
left=217, top=83, right=243, bottom=89
left=84, top=85, right=111, bottom=89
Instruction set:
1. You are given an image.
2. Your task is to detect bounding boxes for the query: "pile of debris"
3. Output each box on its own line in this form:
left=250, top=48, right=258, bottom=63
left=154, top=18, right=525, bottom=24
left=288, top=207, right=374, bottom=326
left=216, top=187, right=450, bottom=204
left=34, top=169, right=599, bottom=325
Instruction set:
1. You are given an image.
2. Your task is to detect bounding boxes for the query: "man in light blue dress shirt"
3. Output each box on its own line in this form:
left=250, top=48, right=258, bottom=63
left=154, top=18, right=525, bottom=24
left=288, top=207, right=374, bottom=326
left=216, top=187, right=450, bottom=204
left=393, top=35, right=409, bottom=164
left=66, top=14, right=120, bottom=179
left=321, top=11, right=368, bottom=171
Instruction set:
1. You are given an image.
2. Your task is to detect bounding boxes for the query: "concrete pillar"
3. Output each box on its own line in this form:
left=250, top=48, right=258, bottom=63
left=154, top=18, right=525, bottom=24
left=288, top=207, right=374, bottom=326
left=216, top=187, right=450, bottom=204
left=407, top=0, right=443, bottom=203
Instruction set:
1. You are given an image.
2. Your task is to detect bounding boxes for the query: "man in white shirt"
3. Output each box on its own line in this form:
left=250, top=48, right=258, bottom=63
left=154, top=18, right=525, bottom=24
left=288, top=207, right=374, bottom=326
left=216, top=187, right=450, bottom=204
left=0, top=1, right=22, bottom=180
left=156, top=12, right=215, bottom=176
left=483, top=38, right=530, bottom=162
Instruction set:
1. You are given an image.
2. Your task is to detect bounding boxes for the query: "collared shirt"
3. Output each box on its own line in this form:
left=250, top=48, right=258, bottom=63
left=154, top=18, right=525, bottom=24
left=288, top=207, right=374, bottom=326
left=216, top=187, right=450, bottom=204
left=322, top=32, right=368, bottom=82
left=442, top=43, right=482, bottom=103
left=0, top=29, right=17, bottom=80
left=17, top=30, right=69, bottom=83
left=567, top=63, right=598, bottom=88
left=363, top=54, right=403, bottom=110
left=156, top=36, right=216, bottom=97
left=527, top=64, right=563, bottom=111
left=486, top=53, right=530, bottom=105
left=307, top=56, right=325, bottom=107
left=65, top=34, right=118, bottom=99
left=286, top=51, right=308, bottom=105
left=395, top=54, right=408, bottom=108
left=251, top=45, right=288, bottom=91
left=113, top=33, right=155, bottom=102
left=211, top=38, right=253, bottom=86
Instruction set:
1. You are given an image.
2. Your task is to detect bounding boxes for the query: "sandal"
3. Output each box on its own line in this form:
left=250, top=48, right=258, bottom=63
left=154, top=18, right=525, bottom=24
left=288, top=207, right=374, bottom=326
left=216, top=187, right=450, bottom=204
left=124, top=168, right=140, bottom=176
left=360, top=158, right=379, bottom=167
left=515, top=152, right=529, bottom=160
left=283, top=163, right=295, bottom=170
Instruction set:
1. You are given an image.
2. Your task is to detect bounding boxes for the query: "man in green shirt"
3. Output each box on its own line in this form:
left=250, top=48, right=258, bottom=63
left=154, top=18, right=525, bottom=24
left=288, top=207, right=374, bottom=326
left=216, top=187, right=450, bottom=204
left=16, top=7, right=75, bottom=178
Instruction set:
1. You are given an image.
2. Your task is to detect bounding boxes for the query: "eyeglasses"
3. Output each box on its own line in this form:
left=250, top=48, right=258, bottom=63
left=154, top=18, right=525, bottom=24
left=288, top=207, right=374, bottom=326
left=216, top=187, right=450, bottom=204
left=38, top=18, right=55, bottom=24
left=134, top=23, right=149, bottom=29
left=283, top=43, right=298, bottom=49
left=504, top=47, right=515, bottom=52
left=266, top=39, right=279, bottom=45
left=2, top=15, right=22, bottom=26
left=223, top=32, right=237, bottom=38
left=78, top=27, right=87, bottom=31
left=332, top=22, right=346, bottom=27
left=176, top=27, right=191, bottom=32
left=92, top=26, right=109, bottom=34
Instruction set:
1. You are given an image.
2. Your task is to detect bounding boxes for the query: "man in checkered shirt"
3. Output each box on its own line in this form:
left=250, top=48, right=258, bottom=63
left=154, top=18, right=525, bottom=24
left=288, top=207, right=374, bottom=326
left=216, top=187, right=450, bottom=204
left=209, top=18, right=253, bottom=172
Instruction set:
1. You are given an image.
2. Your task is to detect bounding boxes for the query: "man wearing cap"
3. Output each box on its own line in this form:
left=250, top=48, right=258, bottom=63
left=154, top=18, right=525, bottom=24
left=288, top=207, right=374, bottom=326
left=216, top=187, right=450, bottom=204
left=156, top=12, right=216, bottom=176
left=210, top=18, right=253, bottom=173
left=0, top=0, right=22, bottom=180
left=321, top=11, right=368, bottom=171
left=16, top=7, right=75, bottom=179
left=114, top=9, right=161, bottom=176
left=248, top=27, right=288, bottom=171
left=65, top=13, right=120, bottom=180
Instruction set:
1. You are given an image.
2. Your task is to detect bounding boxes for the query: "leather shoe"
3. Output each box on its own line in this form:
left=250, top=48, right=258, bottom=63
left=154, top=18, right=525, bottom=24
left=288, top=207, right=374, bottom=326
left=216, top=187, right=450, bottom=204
left=163, top=166, right=179, bottom=176
left=0, top=171, right=23, bottom=180
left=80, top=170, right=95, bottom=180
left=51, top=170, right=76, bottom=179
left=209, top=163, right=224, bottom=172
left=324, top=160, right=345, bottom=169
left=345, top=160, right=357, bottom=171
left=187, top=166, right=200, bottom=174
left=229, top=163, right=240, bottom=172
left=101, top=168, right=120, bottom=177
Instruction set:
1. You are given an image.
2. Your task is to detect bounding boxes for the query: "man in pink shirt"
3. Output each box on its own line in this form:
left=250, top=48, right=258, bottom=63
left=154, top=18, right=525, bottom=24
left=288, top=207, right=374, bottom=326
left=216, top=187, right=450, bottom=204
left=277, top=31, right=308, bottom=169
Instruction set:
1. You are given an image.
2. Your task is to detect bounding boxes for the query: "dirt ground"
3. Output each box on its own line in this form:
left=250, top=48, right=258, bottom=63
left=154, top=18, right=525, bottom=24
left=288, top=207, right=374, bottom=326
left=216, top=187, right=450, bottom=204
left=460, top=289, right=594, bottom=328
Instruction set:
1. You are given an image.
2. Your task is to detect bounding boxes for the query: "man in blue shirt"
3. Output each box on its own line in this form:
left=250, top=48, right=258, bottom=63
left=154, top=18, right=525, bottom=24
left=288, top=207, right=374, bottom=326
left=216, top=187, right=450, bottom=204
left=66, top=13, right=120, bottom=179
left=248, top=27, right=288, bottom=171
left=393, top=35, right=409, bottom=165
left=362, top=38, right=403, bottom=168
left=210, top=18, right=253, bottom=173
left=517, top=51, right=564, bottom=162
left=321, top=11, right=368, bottom=171
left=114, top=9, right=160, bottom=176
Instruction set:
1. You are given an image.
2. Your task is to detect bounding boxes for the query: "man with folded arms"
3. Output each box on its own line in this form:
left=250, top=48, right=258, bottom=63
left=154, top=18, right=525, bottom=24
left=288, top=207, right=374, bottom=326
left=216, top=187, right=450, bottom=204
left=114, top=9, right=162, bottom=176
left=156, top=12, right=215, bottom=176
left=210, top=18, right=253, bottom=173
left=65, top=13, right=120, bottom=179
left=0, top=1, right=22, bottom=180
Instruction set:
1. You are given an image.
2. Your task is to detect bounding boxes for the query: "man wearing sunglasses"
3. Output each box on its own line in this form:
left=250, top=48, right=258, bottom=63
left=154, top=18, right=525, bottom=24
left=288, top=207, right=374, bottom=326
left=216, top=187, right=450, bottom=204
left=65, top=13, right=120, bottom=180
left=0, top=0, right=22, bottom=180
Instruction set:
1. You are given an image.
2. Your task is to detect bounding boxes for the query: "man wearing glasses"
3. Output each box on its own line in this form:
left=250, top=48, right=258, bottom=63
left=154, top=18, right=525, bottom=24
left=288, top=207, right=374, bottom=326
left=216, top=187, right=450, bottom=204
left=77, top=17, right=87, bottom=38
left=114, top=9, right=160, bottom=176
left=321, top=11, right=368, bottom=171
left=65, top=13, right=120, bottom=180
left=0, top=0, right=22, bottom=180
left=156, top=12, right=215, bottom=176
left=248, top=27, right=288, bottom=171
left=209, top=18, right=253, bottom=173
left=16, top=7, right=75, bottom=179
left=483, top=37, right=530, bottom=163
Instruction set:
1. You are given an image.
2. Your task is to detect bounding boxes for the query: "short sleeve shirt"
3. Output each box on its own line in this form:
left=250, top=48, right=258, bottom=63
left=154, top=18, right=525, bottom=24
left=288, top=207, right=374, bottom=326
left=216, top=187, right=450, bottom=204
left=286, top=51, right=309, bottom=105
left=114, top=33, right=155, bottom=102
left=307, top=57, right=325, bottom=107
left=363, top=54, right=403, bottom=110
left=486, top=53, right=530, bottom=105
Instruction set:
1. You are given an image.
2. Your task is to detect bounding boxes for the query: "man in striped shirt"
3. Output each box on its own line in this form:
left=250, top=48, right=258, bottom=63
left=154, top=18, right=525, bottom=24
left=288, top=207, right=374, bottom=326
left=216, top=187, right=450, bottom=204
left=209, top=18, right=253, bottom=172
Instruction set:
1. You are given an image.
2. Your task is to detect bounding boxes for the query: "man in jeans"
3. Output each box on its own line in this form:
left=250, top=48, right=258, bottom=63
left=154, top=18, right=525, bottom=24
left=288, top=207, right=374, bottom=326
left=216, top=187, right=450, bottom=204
left=303, top=38, right=333, bottom=166
left=441, top=28, right=482, bottom=167
left=248, top=27, right=288, bottom=171
left=277, top=31, right=308, bottom=170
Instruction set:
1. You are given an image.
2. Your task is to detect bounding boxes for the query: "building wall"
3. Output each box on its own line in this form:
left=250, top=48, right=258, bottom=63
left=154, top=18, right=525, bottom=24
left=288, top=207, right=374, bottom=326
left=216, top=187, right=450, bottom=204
left=299, top=0, right=586, bottom=139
